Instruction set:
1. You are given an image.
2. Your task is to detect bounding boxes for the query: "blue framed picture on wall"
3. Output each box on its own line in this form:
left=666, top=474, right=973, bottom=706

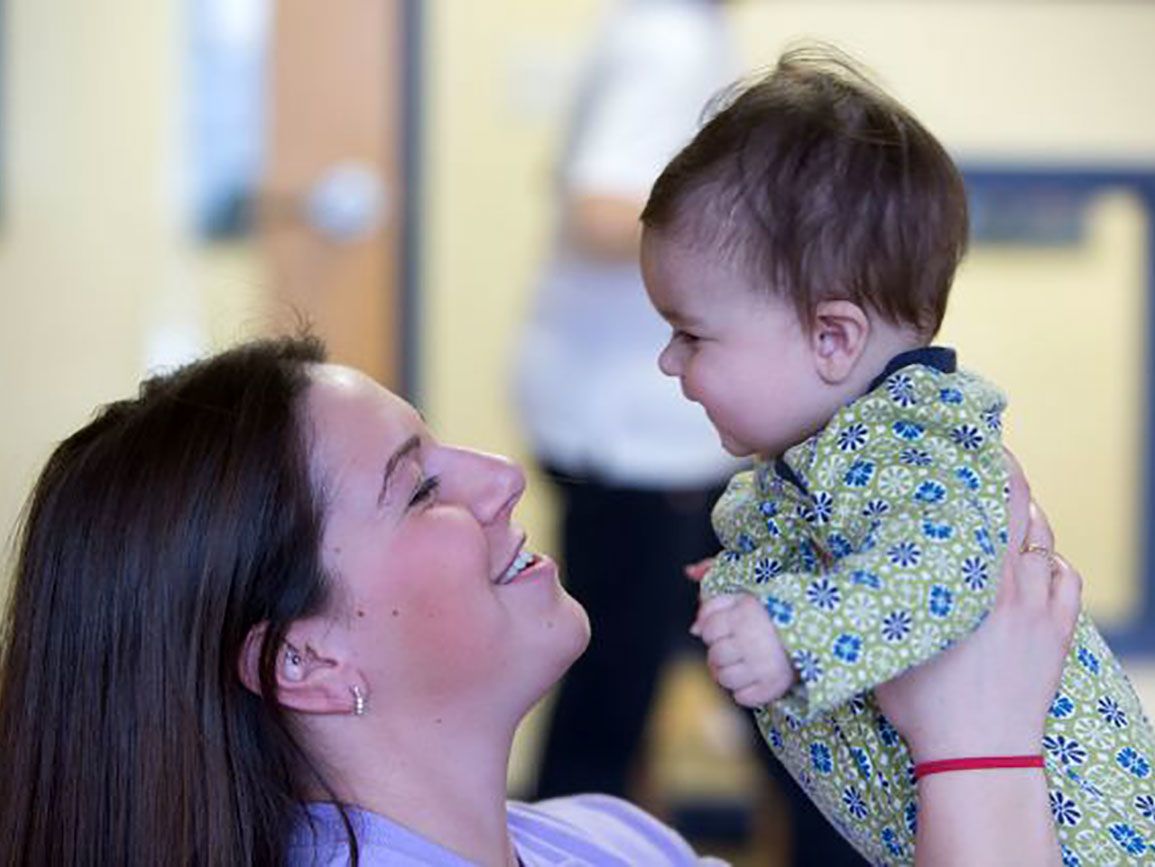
left=187, top=0, right=268, bottom=239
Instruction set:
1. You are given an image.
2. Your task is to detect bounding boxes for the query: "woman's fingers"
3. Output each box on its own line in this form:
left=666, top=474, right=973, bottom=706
left=1003, top=449, right=1032, bottom=555
left=1011, top=542, right=1052, bottom=610
left=1015, top=500, right=1057, bottom=608
left=1022, top=500, right=1055, bottom=556
left=1048, top=553, right=1082, bottom=636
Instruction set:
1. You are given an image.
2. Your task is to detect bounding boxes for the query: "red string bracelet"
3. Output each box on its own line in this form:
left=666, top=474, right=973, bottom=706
left=913, top=755, right=1044, bottom=781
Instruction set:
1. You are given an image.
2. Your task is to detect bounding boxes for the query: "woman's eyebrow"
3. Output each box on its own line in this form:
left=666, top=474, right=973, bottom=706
left=378, top=434, right=421, bottom=506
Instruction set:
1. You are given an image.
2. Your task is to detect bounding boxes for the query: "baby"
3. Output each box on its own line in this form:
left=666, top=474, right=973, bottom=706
left=639, top=48, right=1155, bottom=865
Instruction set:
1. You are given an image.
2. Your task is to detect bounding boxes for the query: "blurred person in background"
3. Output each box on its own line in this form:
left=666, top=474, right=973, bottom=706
left=514, top=2, right=863, bottom=861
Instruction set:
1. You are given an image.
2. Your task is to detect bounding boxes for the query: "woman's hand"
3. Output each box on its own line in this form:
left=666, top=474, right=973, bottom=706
left=876, top=453, right=1081, bottom=866
left=875, top=453, right=1080, bottom=760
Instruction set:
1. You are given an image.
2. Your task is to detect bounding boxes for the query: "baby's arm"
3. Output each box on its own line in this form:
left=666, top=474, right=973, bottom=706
left=692, top=593, right=794, bottom=707
left=707, top=383, right=1012, bottom=720
left=714, top=500, right=1004, bottom=719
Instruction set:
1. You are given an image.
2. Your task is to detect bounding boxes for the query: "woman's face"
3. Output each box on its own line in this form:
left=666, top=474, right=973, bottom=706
left=304, top=365, right=589, bottom=721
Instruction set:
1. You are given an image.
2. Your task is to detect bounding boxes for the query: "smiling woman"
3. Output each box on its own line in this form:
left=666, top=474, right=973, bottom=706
left=0, top=336, right=711, bottom=866
left=0, top=335, right=1081, bottom=866
left=281, top=364, right=590, bottom=736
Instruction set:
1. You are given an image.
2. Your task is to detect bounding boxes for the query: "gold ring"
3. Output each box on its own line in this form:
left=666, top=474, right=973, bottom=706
left=1021, top=542, right=1059, bottom=575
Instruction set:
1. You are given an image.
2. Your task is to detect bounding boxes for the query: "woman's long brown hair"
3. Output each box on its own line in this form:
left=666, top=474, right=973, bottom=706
left=0, top=337, right=353, bottom=866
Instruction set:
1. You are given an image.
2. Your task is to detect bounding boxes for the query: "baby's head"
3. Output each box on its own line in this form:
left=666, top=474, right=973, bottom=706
left=640, top=46, right=968, bottom=459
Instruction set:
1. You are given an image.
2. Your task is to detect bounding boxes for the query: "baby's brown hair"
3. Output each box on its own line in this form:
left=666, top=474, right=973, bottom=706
left=642, top=45, right=968, bottom=337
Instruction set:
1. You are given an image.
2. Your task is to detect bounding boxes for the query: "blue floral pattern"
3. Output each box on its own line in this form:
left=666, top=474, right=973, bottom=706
left=704, top=360, right=1155, bottom=865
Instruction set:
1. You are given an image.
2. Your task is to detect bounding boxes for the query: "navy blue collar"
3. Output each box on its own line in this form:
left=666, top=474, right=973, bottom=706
left=865, top=345, right=956, bottom=395
left=772, top=346, right=956, bottom=494
left=773, top=455, right=809, bottom=495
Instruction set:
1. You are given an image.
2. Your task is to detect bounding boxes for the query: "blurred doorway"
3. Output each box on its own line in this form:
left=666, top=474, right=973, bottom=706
left=260, top=0, right=412, bottom=389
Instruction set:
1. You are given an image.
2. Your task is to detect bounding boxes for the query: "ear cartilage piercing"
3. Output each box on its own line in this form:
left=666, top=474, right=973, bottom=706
left=351, top=685, right=367, bottom=717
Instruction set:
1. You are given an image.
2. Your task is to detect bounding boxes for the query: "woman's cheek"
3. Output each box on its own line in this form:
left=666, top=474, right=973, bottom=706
left=392, top=542, right=495, bottom=637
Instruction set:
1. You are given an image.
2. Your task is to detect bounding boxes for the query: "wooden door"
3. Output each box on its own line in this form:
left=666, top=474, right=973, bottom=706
left=260, top=0, right=405, bottom=387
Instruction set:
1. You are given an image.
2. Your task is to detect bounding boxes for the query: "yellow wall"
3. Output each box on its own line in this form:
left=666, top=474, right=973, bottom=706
left=0, top=0, right=262, bottom=563
left=422, top=0, right=607, bottom=560
left=732, top=2, right=1155, bottom=160
left=0, top=0, right=178, bottom=548
left=942, top=195, right=1148, bottom=624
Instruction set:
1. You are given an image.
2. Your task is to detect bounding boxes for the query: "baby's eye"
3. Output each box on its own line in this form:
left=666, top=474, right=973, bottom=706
left=673, top=329, right=699, bottom=344
left=409, top=475, right=440, bottom=508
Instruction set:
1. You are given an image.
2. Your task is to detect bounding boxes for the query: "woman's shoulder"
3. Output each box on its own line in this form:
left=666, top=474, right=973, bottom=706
left=286, top=803, right=474, bottom=867
left=511, top=794, right=727, bottom=865
left=287, top=797, right=727, bottom=866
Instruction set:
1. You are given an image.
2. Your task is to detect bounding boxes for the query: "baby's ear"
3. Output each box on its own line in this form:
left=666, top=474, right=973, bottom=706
left=810, top=300, right=870, bottom=384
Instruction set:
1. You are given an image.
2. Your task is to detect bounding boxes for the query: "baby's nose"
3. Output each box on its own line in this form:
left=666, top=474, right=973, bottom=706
left=658, top=340, right=682, bottom=376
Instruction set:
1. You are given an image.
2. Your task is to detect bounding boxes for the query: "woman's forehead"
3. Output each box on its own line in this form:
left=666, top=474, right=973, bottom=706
left=305, top=365, right=424, bottom=468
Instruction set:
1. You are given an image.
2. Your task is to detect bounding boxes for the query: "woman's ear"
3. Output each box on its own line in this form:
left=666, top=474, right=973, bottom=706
left=811, top=300, right=870, bottom=384
left=237, top=619, right=363, bottom=715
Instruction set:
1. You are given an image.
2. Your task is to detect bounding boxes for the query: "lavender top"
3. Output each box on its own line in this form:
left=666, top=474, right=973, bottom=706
left=287, top=794, right=727, bottom=866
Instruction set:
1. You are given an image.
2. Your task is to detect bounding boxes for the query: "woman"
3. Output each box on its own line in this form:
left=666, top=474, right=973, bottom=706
left=0, top=337, right=1078, bottom=865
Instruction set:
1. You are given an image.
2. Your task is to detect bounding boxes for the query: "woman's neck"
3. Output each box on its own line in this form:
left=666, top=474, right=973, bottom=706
left=308, top=711, right=521, bottom=866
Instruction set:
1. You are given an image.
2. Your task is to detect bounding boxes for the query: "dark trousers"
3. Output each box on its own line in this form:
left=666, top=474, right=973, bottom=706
left=533, top=470, right=719, bottom=798
left=533, top=469, right=864, bottom=865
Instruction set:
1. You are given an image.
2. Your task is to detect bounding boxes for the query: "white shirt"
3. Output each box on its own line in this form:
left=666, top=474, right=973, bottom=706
left=515, top=0, right=741, bottom=487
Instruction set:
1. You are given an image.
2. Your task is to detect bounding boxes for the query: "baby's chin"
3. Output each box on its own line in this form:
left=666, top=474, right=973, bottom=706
left=718, top=429, right=785, bottom=462
left=717, top=431, right=757, bottom=458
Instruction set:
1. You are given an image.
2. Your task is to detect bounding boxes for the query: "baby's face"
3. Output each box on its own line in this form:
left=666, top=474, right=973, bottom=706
left=641, top=230, right=833, bottom=459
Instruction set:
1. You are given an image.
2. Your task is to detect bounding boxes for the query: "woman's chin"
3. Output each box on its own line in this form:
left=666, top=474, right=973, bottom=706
left=514, top=615, right=590, bottom=721
left=549, top=593, right=592, bottom=664
left=535, top=596, right=591, bottom=688
left=566, top=597, right=592, bottom=657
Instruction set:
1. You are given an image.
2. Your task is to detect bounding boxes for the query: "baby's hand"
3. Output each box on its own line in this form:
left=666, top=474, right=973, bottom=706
left=691, top=594, right=796, bottom=708
left=683, top=557, right=715, bottom=583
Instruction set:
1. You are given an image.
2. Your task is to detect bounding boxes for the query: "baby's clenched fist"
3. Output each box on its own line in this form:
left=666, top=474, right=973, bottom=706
left=691, top=593, right=796, bottom=708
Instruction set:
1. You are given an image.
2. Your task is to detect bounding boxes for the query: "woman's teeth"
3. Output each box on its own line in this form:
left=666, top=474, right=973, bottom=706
left=498, top=550, right=536, bottom=584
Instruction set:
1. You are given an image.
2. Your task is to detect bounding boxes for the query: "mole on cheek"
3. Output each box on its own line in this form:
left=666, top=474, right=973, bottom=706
left=391, top=608, right=400, bottom=617
left=356, top=609, right=366, bottom=618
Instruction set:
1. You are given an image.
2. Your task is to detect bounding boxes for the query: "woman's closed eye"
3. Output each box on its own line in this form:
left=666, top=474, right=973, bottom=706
left=409, top=475, right=440, bottom=508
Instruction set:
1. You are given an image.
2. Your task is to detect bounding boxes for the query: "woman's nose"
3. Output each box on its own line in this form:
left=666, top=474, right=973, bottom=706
left=456, top=449, right=526, bottom=524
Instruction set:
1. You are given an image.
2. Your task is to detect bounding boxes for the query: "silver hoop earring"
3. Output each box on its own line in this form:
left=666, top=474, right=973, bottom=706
left=350, top=685, right=367, bottom=717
